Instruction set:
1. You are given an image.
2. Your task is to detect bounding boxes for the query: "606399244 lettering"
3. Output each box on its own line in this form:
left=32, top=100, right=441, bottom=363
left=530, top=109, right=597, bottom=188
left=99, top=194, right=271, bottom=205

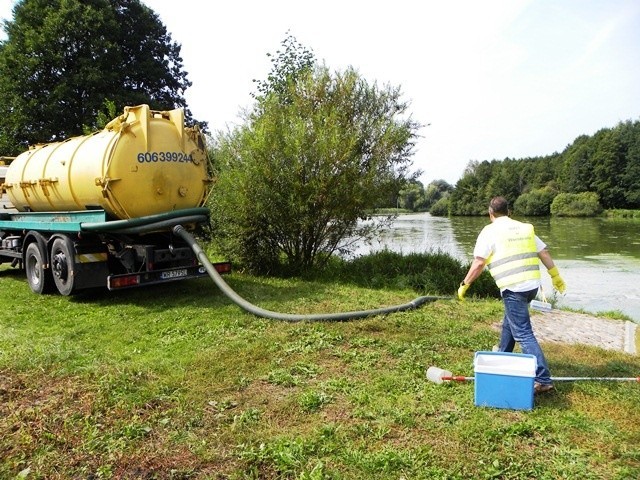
left=136, top=152, right=194, bottom=163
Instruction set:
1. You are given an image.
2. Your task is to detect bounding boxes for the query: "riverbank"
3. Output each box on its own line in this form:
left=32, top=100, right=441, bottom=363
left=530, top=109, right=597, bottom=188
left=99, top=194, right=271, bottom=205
left=1, top=273, right=640, bottom=478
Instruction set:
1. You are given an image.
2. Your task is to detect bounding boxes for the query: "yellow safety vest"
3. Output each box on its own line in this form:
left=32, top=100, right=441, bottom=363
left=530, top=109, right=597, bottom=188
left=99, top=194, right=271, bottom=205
left=486, top=220, right=541, bottom=289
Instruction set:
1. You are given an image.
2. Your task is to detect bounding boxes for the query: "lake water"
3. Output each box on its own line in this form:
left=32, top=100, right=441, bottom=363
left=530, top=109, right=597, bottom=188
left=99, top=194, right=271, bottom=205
left=350, top=213, right=640, bottom=323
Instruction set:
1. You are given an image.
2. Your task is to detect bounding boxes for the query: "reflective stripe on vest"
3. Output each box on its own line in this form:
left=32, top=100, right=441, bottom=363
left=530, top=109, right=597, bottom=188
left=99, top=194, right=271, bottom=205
left=486, top=221, right=541, bottom=289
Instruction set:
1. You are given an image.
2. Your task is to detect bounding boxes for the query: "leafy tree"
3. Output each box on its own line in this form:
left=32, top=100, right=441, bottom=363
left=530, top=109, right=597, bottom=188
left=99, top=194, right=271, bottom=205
left=485, top=159, right=524, bottom=202
left=528, top=153, right=562, bottom=189
left=449, top=171, right=481, bottom=215
left=590, top=128, right=627, bottom=208
left=252, top=31, right=314, bottom=103
left=621, top=123, right=640, bottom=207
left=398, top=180, right=424, bottom=211
left=422, top=179, right=453, bottom=211
left=393, top=179, right=452, bottom=212
left=559, top=134, right=596, bottom=194
left=208, top=35, right=421, bottom=274
left=449, top=160, right=495, bottom=215
left=82, top=99, right=118, bottom=134
left=0, top=0, right=198, bottom=154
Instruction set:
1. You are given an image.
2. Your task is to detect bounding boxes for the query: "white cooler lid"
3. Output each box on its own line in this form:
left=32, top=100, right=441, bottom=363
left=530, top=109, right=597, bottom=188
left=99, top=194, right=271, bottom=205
left=474, top=351, right=537, bottom=378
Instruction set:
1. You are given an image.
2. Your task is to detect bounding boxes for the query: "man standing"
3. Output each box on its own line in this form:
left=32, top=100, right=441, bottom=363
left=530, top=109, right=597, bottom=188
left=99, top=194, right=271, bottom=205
left=457, top=196, right=566, bottom=394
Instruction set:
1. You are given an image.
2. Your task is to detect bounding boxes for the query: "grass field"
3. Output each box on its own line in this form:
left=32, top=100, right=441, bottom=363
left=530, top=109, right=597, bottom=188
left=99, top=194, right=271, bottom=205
left=1, top=264, right=639, bottom=479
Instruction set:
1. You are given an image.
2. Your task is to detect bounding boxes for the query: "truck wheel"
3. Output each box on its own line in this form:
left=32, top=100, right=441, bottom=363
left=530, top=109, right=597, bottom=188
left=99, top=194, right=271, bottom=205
left=25, top=242, right=54, bottom=294
left=51, top=236, right=77, bottom=296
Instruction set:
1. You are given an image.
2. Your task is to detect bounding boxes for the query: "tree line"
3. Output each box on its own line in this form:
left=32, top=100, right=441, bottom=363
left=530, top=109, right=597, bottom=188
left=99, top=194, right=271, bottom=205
left=416, top=119, right=640, bottom=216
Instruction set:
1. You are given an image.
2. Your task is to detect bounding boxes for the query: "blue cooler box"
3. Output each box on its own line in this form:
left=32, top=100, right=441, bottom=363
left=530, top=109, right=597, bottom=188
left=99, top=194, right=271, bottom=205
left=474, top=351, right=537, bottom=410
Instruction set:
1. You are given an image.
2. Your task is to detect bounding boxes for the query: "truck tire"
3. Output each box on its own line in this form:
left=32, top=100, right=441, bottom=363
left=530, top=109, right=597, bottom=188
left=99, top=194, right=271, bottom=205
left=51, top=236, right=77, bottom=296
left=25, top=242, right=54, bottom=294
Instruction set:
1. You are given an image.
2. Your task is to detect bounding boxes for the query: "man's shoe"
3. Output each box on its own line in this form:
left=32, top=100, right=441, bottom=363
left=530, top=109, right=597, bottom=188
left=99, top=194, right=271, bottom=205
left=534, top=382, right=554, bottom=394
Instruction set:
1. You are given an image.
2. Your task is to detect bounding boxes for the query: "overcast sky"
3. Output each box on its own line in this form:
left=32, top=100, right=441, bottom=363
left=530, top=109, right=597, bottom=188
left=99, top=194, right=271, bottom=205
left=1, top=0, right=639, bottom=185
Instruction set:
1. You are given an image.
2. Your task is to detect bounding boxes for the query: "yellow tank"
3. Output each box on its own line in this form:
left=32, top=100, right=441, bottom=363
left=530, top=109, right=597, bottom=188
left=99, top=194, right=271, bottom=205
left=4, top=105, right=211, bottom=219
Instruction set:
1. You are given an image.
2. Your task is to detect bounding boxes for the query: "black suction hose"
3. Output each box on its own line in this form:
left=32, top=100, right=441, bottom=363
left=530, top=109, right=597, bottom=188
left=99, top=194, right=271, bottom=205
left=81, top=208, right=209, bottom=234
left=173, top=224, right=448, bottom=322
left=86, top=215, right=207, bottom=234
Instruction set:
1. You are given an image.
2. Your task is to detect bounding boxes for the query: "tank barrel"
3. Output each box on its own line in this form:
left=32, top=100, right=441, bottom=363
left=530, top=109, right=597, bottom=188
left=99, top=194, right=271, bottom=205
left=4, top=105, right=210, bottom=220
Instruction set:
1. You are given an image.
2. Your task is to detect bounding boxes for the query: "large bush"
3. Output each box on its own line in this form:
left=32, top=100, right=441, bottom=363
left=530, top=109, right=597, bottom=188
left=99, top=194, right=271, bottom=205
left=429, top=197, right=450, bottom=216
left=550, top=192, right=603, bottom=217
left=513, top=187, right=556, bottom=216
left=208, top=36, right=420, bottom=275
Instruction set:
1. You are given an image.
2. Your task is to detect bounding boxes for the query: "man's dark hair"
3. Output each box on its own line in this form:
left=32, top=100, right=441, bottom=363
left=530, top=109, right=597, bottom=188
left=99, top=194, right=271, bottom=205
left=489, top=196, right=509, bottom=216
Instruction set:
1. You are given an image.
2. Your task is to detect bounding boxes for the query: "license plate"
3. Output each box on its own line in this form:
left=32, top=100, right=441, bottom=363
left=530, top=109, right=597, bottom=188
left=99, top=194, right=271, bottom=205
left=160, top=269, right=188, bottom=280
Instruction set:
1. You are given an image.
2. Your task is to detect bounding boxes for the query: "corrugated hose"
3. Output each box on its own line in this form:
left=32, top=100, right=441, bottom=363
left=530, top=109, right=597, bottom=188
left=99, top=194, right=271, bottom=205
left=173, top=224, right=447, bottom=322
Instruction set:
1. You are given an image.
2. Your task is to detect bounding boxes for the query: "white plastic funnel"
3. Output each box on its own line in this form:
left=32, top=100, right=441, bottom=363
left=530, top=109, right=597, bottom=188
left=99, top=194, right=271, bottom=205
left=426, top=366, right=453, bottom=384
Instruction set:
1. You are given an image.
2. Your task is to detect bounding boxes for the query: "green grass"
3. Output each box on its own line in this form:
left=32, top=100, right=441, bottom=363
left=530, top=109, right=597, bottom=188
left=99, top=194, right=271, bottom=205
left=1, top=263, right=639, bottom=479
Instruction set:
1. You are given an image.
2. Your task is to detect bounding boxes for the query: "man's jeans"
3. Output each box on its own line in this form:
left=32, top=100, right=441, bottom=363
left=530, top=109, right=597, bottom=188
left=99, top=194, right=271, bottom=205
left=498, top=288, right=552, bottom=385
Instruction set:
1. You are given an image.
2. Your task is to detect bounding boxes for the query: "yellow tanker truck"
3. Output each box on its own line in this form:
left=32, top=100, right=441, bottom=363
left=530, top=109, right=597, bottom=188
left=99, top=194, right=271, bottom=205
left=0, top=105, right=229, bottom=295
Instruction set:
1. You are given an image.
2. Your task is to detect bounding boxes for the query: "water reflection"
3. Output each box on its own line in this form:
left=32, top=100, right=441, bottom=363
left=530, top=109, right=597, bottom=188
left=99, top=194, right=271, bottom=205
left=362, top=214, right=466, bottom=259
left=537, top=217, right=640, bottom=259
left=351, top=213, right=640, bottom=322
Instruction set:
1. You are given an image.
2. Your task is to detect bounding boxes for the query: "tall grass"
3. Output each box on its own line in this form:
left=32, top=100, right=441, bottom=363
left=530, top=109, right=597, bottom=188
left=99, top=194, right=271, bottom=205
left=317, top=249, right=499, bottom=299
left=1, top=254, right=639, bottom=479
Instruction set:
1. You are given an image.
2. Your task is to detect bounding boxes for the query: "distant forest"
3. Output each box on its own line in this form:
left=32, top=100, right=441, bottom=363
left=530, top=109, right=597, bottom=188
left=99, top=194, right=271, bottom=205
left=403, top=119, right=640, bottom=216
